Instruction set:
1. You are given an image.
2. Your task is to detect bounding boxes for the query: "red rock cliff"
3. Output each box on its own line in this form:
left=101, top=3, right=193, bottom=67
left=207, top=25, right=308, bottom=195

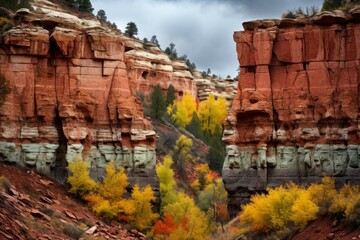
left=223, top=7, right=360, bottom=214
left=0, top=1, right=158, bottom=188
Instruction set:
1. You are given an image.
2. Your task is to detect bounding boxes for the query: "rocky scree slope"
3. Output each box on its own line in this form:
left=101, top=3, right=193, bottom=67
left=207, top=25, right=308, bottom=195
left=0, top=163, right=147, bottom=240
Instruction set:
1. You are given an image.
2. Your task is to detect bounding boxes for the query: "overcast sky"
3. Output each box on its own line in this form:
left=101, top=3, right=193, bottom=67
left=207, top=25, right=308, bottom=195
left=92, top=0, right=323, bottom=78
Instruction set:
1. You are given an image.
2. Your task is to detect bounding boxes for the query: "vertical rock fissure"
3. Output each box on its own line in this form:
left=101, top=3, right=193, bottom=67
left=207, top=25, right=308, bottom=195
left=52, top=108, right=68, bottom=183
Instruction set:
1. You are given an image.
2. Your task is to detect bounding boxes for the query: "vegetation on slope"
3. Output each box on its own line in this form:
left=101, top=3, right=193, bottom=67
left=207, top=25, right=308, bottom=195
left=238, top=177, right=360, bottom=239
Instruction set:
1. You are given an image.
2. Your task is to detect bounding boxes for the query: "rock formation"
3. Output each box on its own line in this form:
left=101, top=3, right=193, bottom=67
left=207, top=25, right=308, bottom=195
left=0, top=0, right=158, bottom=190
left=123, top=38, right=195, bottom=98
left=223, top=6, right=360, bottom=214
left=193, top=71, right=237, bottom=106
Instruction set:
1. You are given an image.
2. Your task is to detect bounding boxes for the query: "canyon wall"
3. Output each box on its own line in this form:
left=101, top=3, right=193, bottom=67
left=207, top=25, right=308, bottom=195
left=223, top=7, right=360, bottom=214
left=0, top=1, right=174, bottom=191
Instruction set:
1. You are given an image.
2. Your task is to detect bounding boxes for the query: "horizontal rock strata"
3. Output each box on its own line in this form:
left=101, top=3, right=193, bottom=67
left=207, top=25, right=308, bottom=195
left=223, top=7, right=360, bottom=214
left=0, top=1, right=159, bottom=191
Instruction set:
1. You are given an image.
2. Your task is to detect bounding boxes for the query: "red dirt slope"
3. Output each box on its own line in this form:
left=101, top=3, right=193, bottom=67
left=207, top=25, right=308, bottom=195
left=0, top=163, right=146, bottom=240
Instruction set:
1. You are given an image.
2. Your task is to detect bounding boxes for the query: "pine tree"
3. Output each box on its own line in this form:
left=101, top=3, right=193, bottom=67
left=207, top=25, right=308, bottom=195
left=166, top=84, right=176, bottom=106
left=150, top=35, right=160, bottom=48
left=150, top=84, right=166, bottom=119
left=207, top=126, right=225, bottom=172
left=186, top=112, right=203, bottom=140
left=322, top=0, right=343, bottom=11
left=125, top=21, right=138, bottom=37
left=0, top=0, right=32, bottom=11
left=78, top=0, right=93, bottom=13
left=96, top=9, right=107, bottom=21
left=164, top=43, right=178, bottom=60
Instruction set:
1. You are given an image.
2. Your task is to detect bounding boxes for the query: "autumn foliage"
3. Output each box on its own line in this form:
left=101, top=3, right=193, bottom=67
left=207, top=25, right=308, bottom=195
left=240, top=183, right=318, bottom=234
left=239, top=177, right=360, bottom=236
left=67, top=156, right=98, bottom=197
left=67, top=158, right=158, bottom=230
left=167, top=92, right=196, bottom=129
left=153, top=155, right=212, bottom=240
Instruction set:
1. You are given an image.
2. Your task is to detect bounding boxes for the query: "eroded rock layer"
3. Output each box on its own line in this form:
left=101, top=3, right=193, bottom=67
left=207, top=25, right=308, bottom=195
left=223, top=7, right=360, bottom=214
left=0, top=1, right=158, bottom=189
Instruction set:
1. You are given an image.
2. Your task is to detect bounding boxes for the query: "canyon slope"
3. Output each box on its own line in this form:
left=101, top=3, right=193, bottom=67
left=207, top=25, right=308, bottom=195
left=223, top=7, right=360, bottom=214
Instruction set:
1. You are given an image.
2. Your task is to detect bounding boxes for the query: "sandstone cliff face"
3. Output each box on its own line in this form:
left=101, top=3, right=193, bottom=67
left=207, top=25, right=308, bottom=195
left=223, top=7, right=360, bottom=213
left=121, top=37, right=195, bottom=99
left=0, top=0, right=157, bottom=188
left=193, top=71, right=237, bottom=106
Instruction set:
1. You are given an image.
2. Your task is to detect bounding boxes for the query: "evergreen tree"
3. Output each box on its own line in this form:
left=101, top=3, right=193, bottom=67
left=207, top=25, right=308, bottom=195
left=150, top=35, right=160, bottom=48
left=0, top=0, right=32, bottom=11
left=186, top=59, right=196, bottom=75
left=207, top=126, right=225, bottom=172
left=78, top=0, right=93, bottom=13
left=165, top=84, right=176, bottom=106
left=17, top=0, right=32, bottom=9
left=164, top=43, right=177, bottom=60
left=96, top=9, right=107, bottom=21
left=186, top=112, right=203, bottom=140
left=125, top=21, right=138, bottom=37
left=322, top=0, right=342, bottom=11
left=110, top=22, right=118, bottom=30
left=150, top=84, right=166, bottom=119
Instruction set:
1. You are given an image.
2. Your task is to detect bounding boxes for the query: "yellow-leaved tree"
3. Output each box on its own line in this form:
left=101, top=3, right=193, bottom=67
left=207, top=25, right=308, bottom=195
left=191, top=164, right=217, bottom=191
left=167, top=92, right=196, bottom=129
left=329, top=184, right=360, bottom=224
left=197, top=178, right=229, bottom=232
left=163, top=192, right=211, bottom=240
left=67, top=156, right=98, bottom=197
left=85, top=161, right=132, bottom=219
left=156, top=155, right=177, bottom=208
left=307, top=176, right=336, bottom=215
left=130, top=184, right=159, bottom=230
left=197, top=94, right=227, bottom=134
left=173, top=135, right=193, bottom=178
left=240, top=183, right=318, bottom=234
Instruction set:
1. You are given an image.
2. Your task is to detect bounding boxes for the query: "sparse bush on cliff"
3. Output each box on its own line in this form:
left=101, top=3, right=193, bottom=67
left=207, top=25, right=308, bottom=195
left=282, top=6, right=319, bottom=19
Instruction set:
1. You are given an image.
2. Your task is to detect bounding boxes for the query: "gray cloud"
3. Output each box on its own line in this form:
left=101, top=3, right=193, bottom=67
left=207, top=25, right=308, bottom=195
left=92, top=0, right=323, bottom=77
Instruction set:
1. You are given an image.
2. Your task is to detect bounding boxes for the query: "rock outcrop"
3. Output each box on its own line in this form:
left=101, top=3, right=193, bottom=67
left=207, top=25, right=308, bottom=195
left=193, top=71, right=237, bottom=106
left=223, top=6, right=360, bottom=214
left=0, top=0, right=157, bottom=190
left=123, top=38, right=195, bottom=98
